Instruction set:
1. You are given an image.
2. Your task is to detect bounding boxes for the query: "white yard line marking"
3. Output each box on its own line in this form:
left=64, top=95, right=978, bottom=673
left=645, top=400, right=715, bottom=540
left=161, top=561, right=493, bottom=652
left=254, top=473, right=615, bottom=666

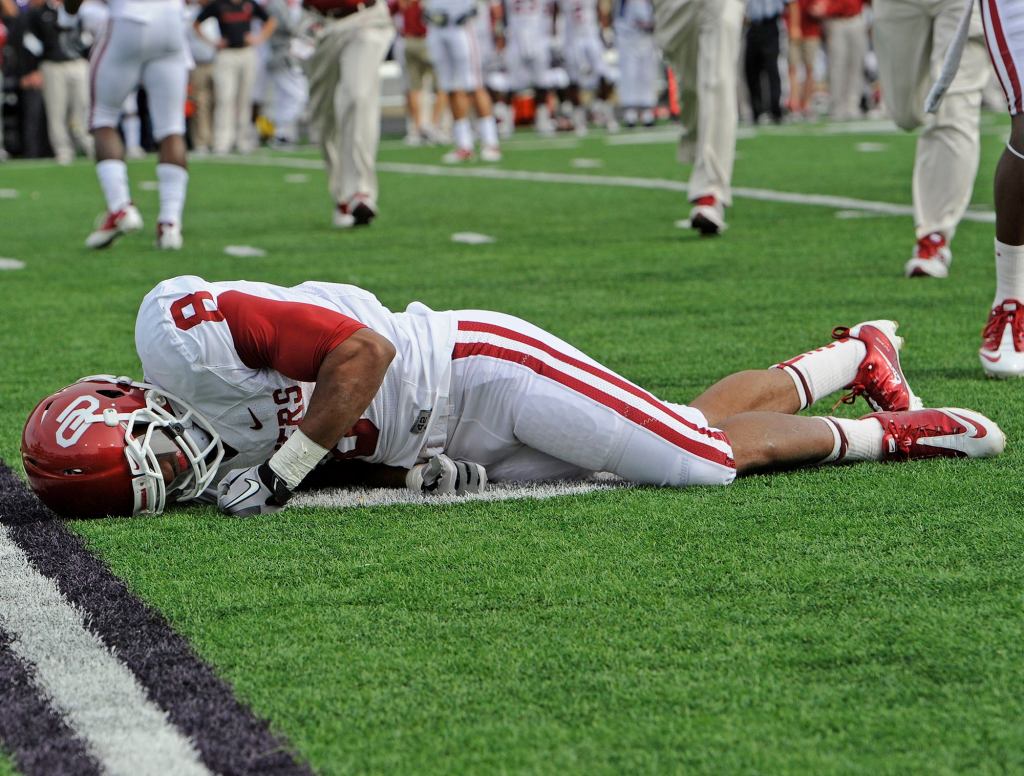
left=224, top=245, right=267, bottom=257
left=291, top=478, right=628, bottom=511
left=570, top=158, right=605, bottom=168
left=0, top=189, right=19, bottom=199
left=202, top=155, right=996, bottom=223
left=452, top=232, right=496, bottom=244
left=0, top=525, right=212, bottom=776
left=139, top=181, right=159, bottom=191
left=0, top=258, right=25, bottom=270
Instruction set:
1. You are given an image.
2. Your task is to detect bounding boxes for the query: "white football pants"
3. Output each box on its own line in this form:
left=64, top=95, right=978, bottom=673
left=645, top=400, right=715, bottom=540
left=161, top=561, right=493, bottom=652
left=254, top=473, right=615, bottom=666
left=445, top=310, right=736, bottom=487
left=616, top=29, right=657, bottom=108
left=875, top=0, right=990, bottom=241
left=980, top=0, right=1024, bottom=116
left=824, top=13, right=868, bottom=121
left=426, top=21, right=483, bottom=92
left=653, top=0, right=744, bottom=206
left=89, top=8, right=189, bottom=141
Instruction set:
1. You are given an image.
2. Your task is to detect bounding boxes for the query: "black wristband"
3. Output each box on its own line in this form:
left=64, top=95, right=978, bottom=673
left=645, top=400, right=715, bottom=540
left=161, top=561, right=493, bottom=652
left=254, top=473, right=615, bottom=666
left=258, top=461, right=294, bottom=506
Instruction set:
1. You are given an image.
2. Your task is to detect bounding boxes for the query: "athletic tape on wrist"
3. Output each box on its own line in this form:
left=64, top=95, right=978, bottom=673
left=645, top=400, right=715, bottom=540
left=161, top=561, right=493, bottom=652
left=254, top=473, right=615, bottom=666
left=268, top=428, right=330, bottom=490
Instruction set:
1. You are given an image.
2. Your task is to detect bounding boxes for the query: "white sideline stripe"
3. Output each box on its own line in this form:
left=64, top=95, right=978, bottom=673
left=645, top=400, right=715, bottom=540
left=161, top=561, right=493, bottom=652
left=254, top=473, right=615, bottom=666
left=291, top=477, right=629, bottom=510
left=456, top=328, right=732, bottom=456
left=0, top=525, right=212, bottom=776
left=202, top=155, right=997, bottom=223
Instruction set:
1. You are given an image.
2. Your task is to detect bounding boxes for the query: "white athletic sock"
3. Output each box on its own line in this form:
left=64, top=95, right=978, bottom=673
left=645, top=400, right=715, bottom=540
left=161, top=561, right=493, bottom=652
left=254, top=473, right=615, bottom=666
left=123, top=115, right=141, bottom=152
left=96, top=159, right=131, bottom=213
left=156, top=163, right=188, bottom=226
left=773, top=338, right=867, bottom=410
left=994, top=239, right=1024, bottom=305
left=818, top=417, right=884, bottom=464
left=453, top=118, right=473, bottom=151
left=477, top=115, right=499, bottom=148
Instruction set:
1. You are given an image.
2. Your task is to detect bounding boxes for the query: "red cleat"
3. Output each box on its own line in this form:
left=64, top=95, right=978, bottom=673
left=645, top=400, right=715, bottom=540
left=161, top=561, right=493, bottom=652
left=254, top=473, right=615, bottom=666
left=979, top=299, right=1024, bottom=378
left=832, top=320, right=923, bottom=412
left=863, top=408, right=1005, bottom=461
left=905, top=232, right=952, bottom=278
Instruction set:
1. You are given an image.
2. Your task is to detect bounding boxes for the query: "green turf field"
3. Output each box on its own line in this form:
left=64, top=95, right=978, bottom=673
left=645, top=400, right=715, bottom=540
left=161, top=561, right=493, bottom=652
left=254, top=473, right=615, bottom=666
left=2, top=117, right=1023, bottom=773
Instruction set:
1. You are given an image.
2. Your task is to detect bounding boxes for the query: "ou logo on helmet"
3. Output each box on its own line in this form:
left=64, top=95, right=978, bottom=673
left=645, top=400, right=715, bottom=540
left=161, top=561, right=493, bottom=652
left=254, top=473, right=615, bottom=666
left=55, top=396, right=104, bottom=448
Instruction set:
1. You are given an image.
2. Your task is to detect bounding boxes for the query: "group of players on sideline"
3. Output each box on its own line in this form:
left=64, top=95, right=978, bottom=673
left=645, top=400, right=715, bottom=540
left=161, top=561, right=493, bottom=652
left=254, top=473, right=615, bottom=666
left=9, top=0, right=1024, bottom=520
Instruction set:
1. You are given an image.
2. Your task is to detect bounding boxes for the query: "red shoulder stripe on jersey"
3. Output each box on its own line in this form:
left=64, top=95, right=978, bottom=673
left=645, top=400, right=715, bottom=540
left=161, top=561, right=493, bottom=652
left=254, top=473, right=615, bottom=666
left=455, top=320, right=730, bottom=444
left=217, top=290, right=367, bottom=382
left=452, top=340, right=736, bottom=470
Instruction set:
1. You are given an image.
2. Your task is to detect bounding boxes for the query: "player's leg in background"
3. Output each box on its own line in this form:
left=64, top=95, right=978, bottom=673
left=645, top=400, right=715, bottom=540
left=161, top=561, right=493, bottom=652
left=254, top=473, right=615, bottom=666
left=743, top=19, right=765, bottom=123
left=67, top=59, right=94, bottom=157
left=122, top=90, right=144, bottom=158
left=190, top=62, right=215, bottom=153
left=465, top=23, right=500, bottom=156
left=306, top=22, right=346, bottom=216
left=335, top=5, right=395, bottom=216
left=40, top=61, right=74, bottom=164
left=978, top=0, right=1024, bottom=375
left=86, top=19, right=145, bottom=247
left=234, top=47, right=258, bottom=152
left=212, top=49, right=239, bottom=153
left=142, top=26, right=190, bottom=249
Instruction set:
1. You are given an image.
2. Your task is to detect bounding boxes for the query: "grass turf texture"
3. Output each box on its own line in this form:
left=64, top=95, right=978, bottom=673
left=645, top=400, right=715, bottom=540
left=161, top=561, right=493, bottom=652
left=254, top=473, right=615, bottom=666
left=1, top=117, right=1022, bottom=773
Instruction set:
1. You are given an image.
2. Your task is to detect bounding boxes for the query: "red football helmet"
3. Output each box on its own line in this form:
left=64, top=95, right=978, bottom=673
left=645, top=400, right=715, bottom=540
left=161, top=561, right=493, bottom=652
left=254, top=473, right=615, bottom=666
left=21, top=375, right=224, bottom=518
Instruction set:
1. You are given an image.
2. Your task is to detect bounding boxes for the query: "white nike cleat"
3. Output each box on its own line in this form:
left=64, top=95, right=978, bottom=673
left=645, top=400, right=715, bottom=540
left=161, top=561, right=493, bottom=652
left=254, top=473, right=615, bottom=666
left=833, top=319, right=923, bottom=411
left=156, top=222, right=182, bottom=250
left=480, top=145, right=502, bottom=163
left=863, top=407, right=1006, bottom=461
left=980, top=299, right=1024, bottom=377
left=85, top=205, right=143, bottom=249
left=905, top=232, right=952, bottom=278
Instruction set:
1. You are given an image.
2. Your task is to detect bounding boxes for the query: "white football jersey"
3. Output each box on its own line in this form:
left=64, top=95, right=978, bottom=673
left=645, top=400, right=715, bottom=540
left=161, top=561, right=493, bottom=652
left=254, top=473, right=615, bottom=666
left=135, top=276, right=456, bottom=484
left=559, top=0, right=597, bottom=37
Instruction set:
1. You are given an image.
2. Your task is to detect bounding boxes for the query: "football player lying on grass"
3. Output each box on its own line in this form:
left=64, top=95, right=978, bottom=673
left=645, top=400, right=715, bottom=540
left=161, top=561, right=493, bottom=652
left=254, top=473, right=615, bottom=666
left=22, top=276, right=1006, bottom=519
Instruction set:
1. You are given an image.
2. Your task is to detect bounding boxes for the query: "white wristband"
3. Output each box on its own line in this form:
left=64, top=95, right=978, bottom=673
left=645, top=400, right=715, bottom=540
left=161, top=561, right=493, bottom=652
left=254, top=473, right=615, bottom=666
left=268, top=428, right=330, bottom=490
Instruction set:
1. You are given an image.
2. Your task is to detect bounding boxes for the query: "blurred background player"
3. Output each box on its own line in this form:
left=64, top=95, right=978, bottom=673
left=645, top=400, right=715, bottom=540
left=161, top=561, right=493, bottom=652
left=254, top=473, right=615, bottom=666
left=263, top=0, right=309, bottom=147
left=70, top=0, right=192, bottom=250
left=304, top=0, right=394, bottom=228
left=874, top=0, right=989, bottom=279
left=186, top=0, right=218, bottom=154
left=504, top=0, right=557, bottom=134
left=743, top=0, right=785, bottom=125
left=24, top=0, right=92, bottom=164
left=395, top=0, right=447, bottom=145
left=613, top=0, right=655, bottom=128
left=784, top=0, right=821, bottom=119
left=653, top=0, right=743, bottom=235
left=425, top=0, right=501, bottom=161
left=558, top=0, right=615, bottom=135
left=814, top=0, right=867, bottom=121
left=193, top=0, right=277, bottom=155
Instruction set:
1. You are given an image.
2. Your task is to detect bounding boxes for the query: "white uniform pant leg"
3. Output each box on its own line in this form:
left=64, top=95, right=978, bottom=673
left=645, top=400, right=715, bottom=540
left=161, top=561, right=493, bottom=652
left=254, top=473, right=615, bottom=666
left=213, top=49, right=240, bottom=152
left=41, top=61, right=73, bottom=159
left=234, top=47, right=257, bottom=151
left=89, top=19, right=142, bottom=132
left=825, top=13, right=867, bottom=120
left=426, top=26, right=454, bottom=91
left=334, top=6, right=394, bottom=204
left=139, top=13, right=190, bottom=142
left=446, top=311, right=737, bottom=487
left=980, top=0, right=1024, bottom=116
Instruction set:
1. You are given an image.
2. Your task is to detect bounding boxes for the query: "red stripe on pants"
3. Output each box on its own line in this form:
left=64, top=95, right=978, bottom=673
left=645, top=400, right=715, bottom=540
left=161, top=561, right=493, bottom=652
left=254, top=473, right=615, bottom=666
left=452, top=340, right=736, bottom=470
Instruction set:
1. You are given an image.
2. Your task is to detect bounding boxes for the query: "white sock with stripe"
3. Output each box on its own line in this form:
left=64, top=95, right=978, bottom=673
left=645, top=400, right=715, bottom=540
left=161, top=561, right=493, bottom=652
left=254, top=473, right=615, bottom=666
left=453, top=118, right=473, bottom=151
left=773, top=339, right=867, bottom=410
left=96, top=159, right=130, bottom=213
left=818, top=417, right=883, bottom=464
left=994, top=239, right=1024, bottom=306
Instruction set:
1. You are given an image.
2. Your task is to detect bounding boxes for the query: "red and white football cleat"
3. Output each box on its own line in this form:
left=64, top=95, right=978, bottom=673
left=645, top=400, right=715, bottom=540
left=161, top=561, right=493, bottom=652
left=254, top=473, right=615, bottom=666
left=85, top=204, right=143, bottom=249
left=688, top=195, right=726, bottom=236
left=863, top=407, right=1005, bottom=461
left=979, top=299, right=1024, bottom=377
left=833, top=319, right=923, bottom=412
left=442, top=147, right=475, bottom=164
left=905, top=232, right=952, bottom=278
left=480, top=145, right=502, bottom=163
left=155, top=222, right=182, bottom=250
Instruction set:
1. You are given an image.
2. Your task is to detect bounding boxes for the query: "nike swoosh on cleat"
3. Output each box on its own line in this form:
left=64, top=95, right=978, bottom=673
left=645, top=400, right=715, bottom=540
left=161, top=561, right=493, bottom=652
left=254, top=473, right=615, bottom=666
left=221, top=478, right=263, bottom=510
left=247, top=407, right=264, bottom=430
left=980, top=352, right=1002, bottom=363
left=946, top=411, right=987, bottom=439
